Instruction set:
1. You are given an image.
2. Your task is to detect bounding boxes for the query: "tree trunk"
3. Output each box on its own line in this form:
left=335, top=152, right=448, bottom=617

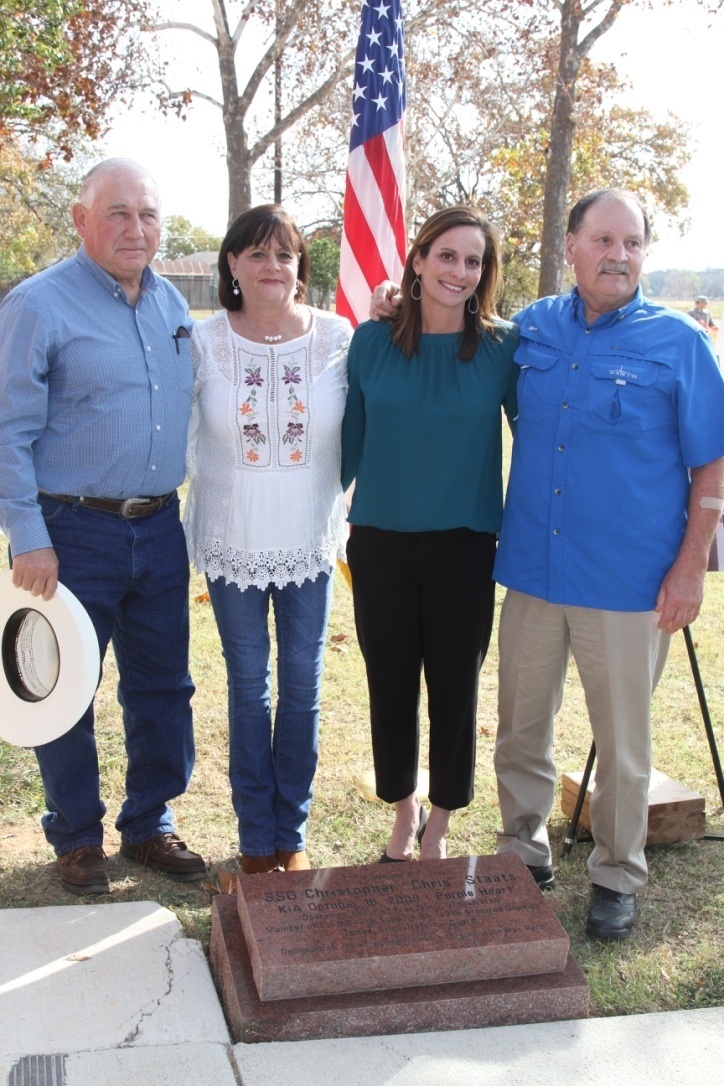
left=538, top=1, right=581, bottom=298
left=225, top=112, right=253, bottom=223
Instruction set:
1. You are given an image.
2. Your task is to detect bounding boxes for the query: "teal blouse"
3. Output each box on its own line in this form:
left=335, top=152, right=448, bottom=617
left=341, top=319, right=519, bottom=533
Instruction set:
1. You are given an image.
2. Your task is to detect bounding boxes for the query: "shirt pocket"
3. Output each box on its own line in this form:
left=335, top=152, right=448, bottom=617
left=175, top=336, right=194, bottom=396
left=515, top=339, right=564, bottom=422
left=585, top=354, right=673, bottom=433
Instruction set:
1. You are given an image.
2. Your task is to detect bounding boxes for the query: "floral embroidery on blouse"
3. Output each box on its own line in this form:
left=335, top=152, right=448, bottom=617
left=283, top=364, right=302, bottom=386
left=239, top=365, right=267, bottom=462
left=231, top=343, right=316, bottom=469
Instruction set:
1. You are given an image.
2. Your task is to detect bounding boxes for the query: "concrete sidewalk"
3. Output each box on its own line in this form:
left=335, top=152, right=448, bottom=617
left=1, top=901, right=721, bottom=1086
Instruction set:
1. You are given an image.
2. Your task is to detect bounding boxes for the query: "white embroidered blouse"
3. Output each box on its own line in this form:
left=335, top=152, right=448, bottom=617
left=184, top=308, right=351, bottom=590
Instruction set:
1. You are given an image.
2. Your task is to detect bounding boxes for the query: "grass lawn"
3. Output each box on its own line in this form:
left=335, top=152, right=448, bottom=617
left=1, top=530, right=722, bottom=1018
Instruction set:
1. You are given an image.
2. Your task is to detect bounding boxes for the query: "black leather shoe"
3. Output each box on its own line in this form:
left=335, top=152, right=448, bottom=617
left=526, top=864, right=555, bottom=891
left=586, top=883, right=636, bottom=940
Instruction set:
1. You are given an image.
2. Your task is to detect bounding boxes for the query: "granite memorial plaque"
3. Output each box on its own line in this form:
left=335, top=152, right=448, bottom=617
left=211, top=894, right=589, bottom=1043
left=236, top=854, right=569, bottom=1001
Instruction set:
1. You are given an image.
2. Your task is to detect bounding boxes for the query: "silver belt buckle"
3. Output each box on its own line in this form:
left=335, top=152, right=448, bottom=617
left=119, top=497, right=151, bottom=519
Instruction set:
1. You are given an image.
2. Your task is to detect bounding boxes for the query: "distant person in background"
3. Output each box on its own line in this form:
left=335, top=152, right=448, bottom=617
left=184, top=205, right=351, bottom=874
left=688, top=295, right=718, bottom=334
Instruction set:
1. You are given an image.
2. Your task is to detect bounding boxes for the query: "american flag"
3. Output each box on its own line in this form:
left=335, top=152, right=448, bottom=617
left=336, top=0, right=407, bottom=327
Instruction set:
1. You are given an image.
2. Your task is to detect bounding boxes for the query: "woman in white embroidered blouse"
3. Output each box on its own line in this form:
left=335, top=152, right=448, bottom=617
left=184, top=205, right=351, bottom=874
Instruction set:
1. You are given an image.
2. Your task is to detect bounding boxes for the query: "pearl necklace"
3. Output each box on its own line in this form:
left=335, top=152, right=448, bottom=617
left=240, top=307, right=300, bottom=343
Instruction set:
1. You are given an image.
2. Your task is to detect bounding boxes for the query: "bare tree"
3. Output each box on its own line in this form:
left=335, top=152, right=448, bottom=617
left=151, top=0, right=361, bottom=223
left=147, top=1, right=492, bottom=224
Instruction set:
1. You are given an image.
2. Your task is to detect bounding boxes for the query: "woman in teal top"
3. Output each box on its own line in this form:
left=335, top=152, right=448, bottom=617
left=341, top=206, right=518, bottom=863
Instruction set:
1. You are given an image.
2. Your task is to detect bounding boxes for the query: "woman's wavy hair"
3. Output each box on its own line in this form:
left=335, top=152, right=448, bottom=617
left=218, top=204, right=309, bottom=311
left=391, top=205, right=503, bottom=361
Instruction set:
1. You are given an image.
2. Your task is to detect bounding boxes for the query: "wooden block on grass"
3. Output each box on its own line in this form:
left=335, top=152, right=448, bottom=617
left=561, top=767, right=705, bottom=845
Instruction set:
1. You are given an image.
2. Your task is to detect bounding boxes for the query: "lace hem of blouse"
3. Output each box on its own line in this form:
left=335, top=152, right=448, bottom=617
left=200, top=537, right=343, bottom=591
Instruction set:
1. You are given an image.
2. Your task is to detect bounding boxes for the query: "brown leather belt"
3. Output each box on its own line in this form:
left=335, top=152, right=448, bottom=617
left=41, top=491, right=175, bottom=519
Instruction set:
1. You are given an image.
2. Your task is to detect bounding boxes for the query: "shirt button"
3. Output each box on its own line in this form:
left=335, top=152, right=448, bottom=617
left=146, top=345, right=152, bottom=352
left=572, top=363, right=579, bottom=370
left=151, top=465, right=157, bottom=471
left=585, top=329, right=591, bottom=334
left=554, top=488, right=561, bottom=495
left=553, top=529, right=560, bottom=536
left=156, top=425, right=161, bottom=431
left=558, top=444, right=565, bottom=451
left=154, top=384, right=159, bottom=391
left=562, top=403, right=568, bottom=409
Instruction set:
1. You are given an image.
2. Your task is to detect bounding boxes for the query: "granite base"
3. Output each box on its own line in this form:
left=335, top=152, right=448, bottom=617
left=211, top=895, right=589, bottom=1043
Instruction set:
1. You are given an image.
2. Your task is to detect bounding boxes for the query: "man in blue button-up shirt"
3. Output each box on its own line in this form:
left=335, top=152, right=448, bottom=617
left=0, top=159, right=206, bottom=894
left=493, top=189, right=724, bottom=941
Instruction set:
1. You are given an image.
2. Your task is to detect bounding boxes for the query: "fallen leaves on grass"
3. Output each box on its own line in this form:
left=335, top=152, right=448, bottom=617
left=330, top=633, right=349, bottom=654
left=201, top=867, right=238, bottom=895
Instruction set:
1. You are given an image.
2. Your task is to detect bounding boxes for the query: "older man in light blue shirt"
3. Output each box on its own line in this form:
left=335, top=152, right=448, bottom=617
left=0, top=159, right=205, bottom=894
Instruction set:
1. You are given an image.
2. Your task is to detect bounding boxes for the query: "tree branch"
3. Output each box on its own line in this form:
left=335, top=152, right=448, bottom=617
left=579, top=1, right=626, bottom=56
left=153, top=21, right=217, bottom=47
left=249, top=52, right=356, bottom=161
left=230, top=0, right=257, bottom=47
left=238, top=0, right=315, bottom=114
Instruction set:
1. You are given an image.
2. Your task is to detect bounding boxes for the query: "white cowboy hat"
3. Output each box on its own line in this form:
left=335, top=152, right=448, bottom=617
left=0, top=570, right=100, bottom=747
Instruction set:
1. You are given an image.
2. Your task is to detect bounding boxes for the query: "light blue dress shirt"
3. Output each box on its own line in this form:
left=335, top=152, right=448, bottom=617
left=0, top=246, right=192, bottom=556
left=494, top=286, right=724, bottom=612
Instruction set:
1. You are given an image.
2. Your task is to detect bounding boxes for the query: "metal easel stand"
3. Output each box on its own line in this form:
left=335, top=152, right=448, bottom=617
left=563, top=624, right=724, bottom=854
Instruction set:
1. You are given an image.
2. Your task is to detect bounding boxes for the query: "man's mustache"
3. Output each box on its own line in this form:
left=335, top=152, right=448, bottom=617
left=597, top=262, right=629, bottom=274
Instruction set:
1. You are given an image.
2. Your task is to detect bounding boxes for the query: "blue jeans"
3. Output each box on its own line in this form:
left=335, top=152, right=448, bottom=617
left=32, top=493, right=195, bottom=856
left=206, top=571, right=333, bottom=856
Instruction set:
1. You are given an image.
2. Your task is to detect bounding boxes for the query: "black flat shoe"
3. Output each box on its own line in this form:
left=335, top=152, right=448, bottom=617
left=527, top=863, right=555, bottom=891
left=585, top=883, right=636, bottom=940
left=416, top=805, right=428, bottom=845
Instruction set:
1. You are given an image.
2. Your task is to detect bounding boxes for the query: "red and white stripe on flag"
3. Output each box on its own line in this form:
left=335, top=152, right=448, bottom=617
left=336, top=0, right=407, bottom=328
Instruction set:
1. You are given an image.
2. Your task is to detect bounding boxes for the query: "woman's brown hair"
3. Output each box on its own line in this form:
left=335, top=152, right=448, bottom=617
left=217, top=204, right=309, bottom=311
left=391, top=205, right=503, bottom=360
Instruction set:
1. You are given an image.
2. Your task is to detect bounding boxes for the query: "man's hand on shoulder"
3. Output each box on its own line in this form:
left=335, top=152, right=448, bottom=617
left=655, top=556, right=705, bottom=634
left=369, top=281, right=402, bottom=321
left=12, top=548, right=60, bottom=601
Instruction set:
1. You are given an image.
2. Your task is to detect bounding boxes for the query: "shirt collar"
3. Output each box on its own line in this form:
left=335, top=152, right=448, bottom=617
left=76, top=245, right=158, bottom=300
left=570, top=284, right=644, bottom=329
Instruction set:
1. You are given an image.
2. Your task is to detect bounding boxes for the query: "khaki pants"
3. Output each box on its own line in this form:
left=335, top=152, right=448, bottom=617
left=495, top=590, right=670, bottom=893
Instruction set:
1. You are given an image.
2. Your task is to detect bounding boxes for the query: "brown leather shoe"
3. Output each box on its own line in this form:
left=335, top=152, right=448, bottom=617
left=57, top=845, right=111, bottom=895
left=277, top=849, right=311, bottom=871
left=241, top=853, right=281, bottom=874
left=120, top=833, right=206, bottom=881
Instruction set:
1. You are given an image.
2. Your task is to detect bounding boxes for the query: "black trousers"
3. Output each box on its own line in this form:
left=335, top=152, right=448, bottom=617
left=346, top=526, right=496, bottom=810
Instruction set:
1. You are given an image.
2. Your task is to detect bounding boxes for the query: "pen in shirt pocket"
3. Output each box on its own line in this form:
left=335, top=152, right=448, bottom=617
left=173, top=326, right=191, bottom=354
